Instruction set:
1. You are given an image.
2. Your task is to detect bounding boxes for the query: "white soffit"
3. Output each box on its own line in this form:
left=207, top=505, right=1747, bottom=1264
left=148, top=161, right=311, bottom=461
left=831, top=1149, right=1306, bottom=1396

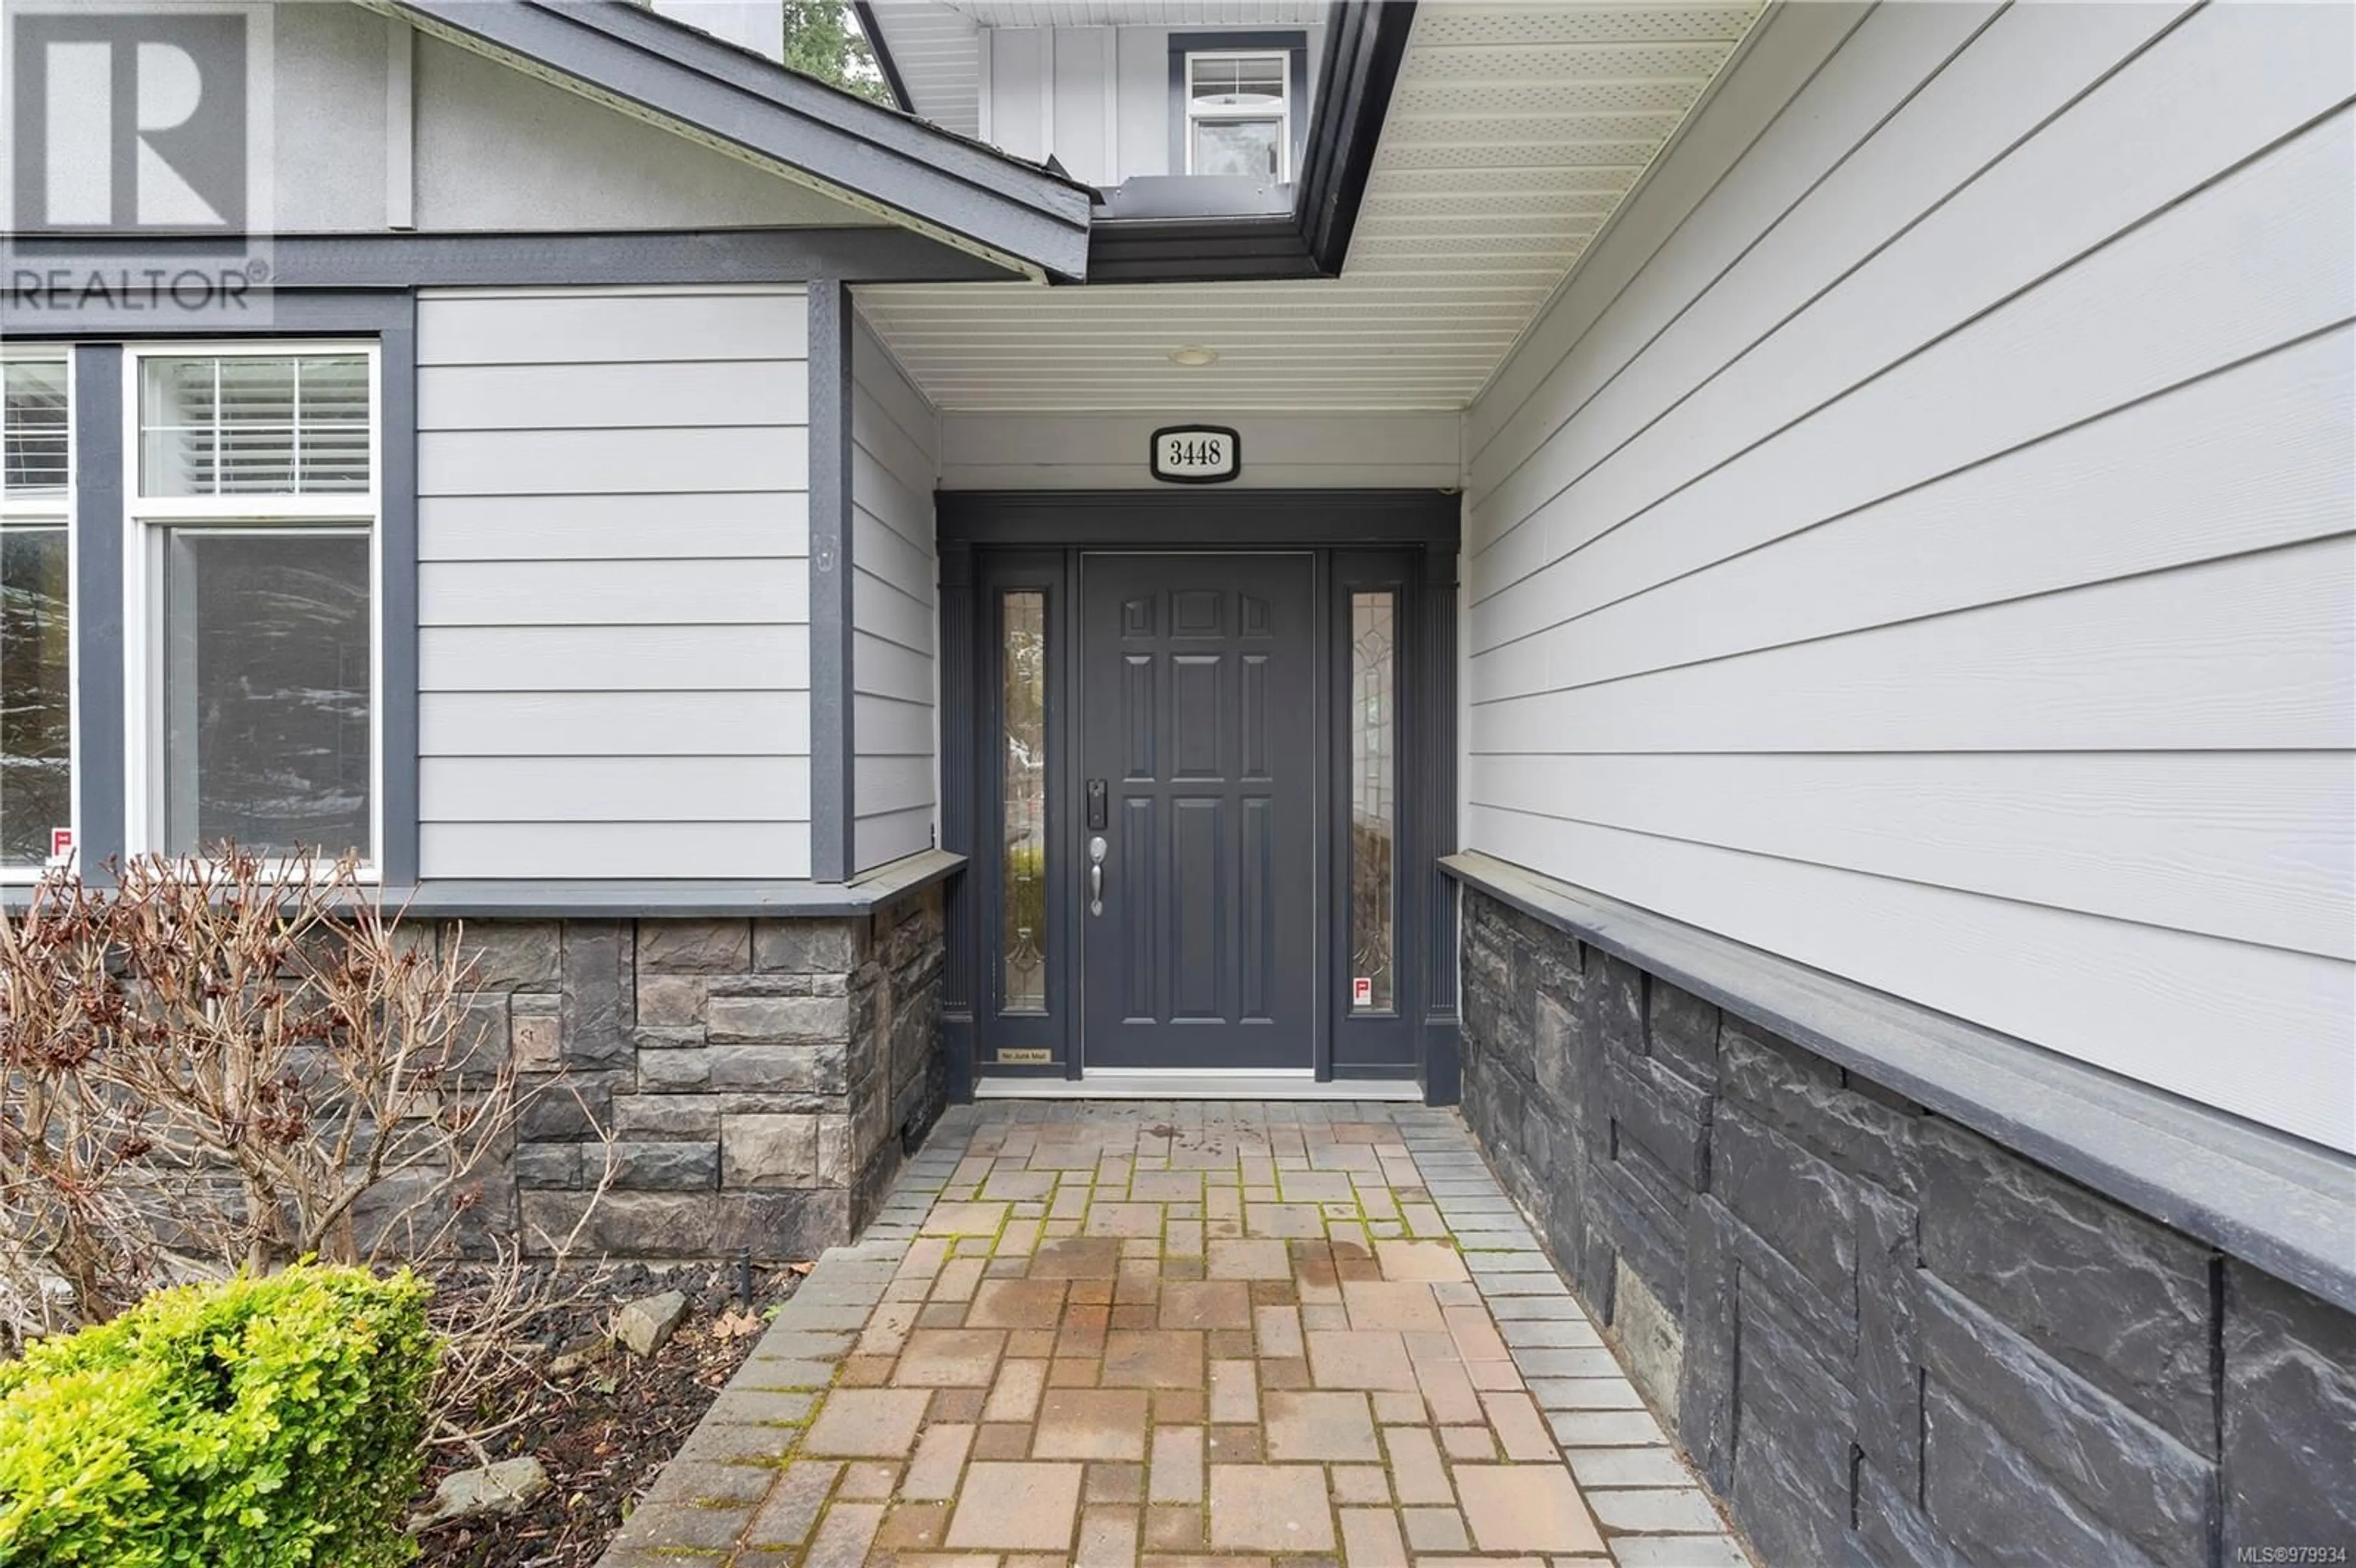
left=864, top=0, right=984, bottom=136
left=936, top=1, right=1328, bottom=26
left=860, top=1, right=1765, bottom=411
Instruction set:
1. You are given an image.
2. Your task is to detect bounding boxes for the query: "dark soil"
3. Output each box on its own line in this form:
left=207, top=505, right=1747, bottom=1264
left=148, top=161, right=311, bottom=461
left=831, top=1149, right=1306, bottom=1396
left=413, top=1258, right=799, bottom=1568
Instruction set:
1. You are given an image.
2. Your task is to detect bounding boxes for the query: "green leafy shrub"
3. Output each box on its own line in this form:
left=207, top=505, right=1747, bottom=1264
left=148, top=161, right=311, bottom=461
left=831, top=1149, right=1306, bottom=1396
left=0, top=1264, right=437, bottom=1567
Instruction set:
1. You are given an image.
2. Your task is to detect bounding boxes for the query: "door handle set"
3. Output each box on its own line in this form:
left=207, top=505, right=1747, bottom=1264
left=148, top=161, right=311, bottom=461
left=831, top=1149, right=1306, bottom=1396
left=1087, top=779, right=1109, bottom=918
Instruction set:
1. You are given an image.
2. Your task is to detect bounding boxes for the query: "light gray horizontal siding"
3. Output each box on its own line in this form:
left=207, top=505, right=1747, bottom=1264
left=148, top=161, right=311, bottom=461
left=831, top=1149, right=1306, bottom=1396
left=415, top=361, right=809, bottom=429
left=1460, top=1, right=2356, bottom=1152
left=851, top=315, right=941, bottom=873
left=420, top=822, right=810, bottom=880
left=417, top=290, right=811, bottom=365
left=939, top=410, right=1461, bottom=490
left=422, top=757, right=810, bottom=822
left=417, top=285, right=812, bottom=879
left=417, top=492, right=810, bottom=563
left=420, top=559, right=812, bottom=625
left=420, top=428, right=809, bottom=496
left=422, top=692, right=811, bottom=756
left=418, top=626, right=809, bottom=693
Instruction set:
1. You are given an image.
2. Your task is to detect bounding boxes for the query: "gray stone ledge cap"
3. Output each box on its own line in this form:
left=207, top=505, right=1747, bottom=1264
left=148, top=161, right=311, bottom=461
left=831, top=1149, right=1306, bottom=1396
left=1441, top=850, right=2356, bottom=1313
left=379, top=848, right=964, bottom=920
left=4, top=850, right=960, bottom=920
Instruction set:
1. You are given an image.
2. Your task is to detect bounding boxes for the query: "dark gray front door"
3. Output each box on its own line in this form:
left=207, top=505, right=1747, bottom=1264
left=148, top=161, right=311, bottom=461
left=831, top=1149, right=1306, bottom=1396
left=1079, top=553, right=1318, bottom=1069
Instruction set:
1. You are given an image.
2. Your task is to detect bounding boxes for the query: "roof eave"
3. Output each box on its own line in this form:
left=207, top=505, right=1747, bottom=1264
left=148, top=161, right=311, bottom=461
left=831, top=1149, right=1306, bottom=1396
left=372, top=0, right=1090, bottom=281
left=1082, top=0, right=1416, bottom=285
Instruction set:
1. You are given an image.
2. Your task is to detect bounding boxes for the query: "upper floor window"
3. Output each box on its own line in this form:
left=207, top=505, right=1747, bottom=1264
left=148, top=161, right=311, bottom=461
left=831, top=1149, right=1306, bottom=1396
left=131, top=345, right=379, bottom=868
left=1, top=352, right=72, bottom=877
left=1186, top=49, right=1292, bottom=180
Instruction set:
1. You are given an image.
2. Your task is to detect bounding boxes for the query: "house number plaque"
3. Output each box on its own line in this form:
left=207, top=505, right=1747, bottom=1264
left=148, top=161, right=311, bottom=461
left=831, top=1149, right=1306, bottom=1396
left=1150, top=425, right=1241, bottom=484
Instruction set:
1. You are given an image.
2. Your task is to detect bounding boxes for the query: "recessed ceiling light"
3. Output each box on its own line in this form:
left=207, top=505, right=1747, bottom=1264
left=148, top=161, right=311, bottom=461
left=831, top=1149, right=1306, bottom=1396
left=1168, top=345, right=1220, bottom=367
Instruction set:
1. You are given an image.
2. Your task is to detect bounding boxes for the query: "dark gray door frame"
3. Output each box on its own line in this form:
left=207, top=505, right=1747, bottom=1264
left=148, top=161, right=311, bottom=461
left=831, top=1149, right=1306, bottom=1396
left=936, top=490, right=1461, bottom=1104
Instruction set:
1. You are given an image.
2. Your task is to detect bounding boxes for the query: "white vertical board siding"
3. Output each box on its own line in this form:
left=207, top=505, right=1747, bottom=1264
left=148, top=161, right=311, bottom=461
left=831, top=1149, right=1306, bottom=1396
left=417, top=286, right=813, bottom=878
left=989, top=28, right=1049, bottom=162
left=1054, top=28, right=1118, bottom=186
left=1460, top=2, right=2356, bottom=1152
left=982, top=23, right=1323, bottom=184
left=1116, top=26, right=1171, bottom=179
left=852, top=315, right=941, bottom=873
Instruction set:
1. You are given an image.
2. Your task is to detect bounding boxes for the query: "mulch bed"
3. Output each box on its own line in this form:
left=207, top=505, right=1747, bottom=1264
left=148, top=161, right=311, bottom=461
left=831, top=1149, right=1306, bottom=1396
left=413, top=1258, right=801, bottom=1568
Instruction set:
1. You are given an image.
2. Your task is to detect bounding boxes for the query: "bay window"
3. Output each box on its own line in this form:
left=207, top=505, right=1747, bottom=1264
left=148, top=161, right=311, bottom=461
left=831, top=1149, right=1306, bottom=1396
left=1, top=352, right=72, bottom=877
left=131, top=345, right=379, bottom=866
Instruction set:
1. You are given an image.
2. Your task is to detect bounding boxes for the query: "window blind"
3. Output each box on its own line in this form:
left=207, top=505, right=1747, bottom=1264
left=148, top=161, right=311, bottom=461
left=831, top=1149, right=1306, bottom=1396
left=2, top=359, right=69, bottom=501
left=140, top=355, right=371, bottom=498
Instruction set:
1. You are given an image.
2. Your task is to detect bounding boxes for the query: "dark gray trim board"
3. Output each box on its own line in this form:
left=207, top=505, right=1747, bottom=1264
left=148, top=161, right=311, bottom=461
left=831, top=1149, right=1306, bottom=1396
left=1293, top=0, right=1415, bottom=277
left=938, top=489, right=1460, bottom=549
left=807, top=280, right=857, bottom=885
left=936, top=542, right=980, bottom=1103
left=1418, top=542, right=1460, bottom=1105
left=1441, top=850, right=2356, bottom=1313
left=3, top=230, right=1018, bottom=303
left=69, top=344, right=125, bottom=875
left=376, top=0, right=1091, bottom=280
left=7, top=288, right=418, bottom=343
left=377, top=297, right=421, bottom=887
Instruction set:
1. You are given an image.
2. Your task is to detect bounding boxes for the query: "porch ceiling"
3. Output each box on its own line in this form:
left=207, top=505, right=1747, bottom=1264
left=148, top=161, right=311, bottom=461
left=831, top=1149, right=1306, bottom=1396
left=857, top=0, right=1764, bottom=412
left=936, top=0, right=1327, bottom=24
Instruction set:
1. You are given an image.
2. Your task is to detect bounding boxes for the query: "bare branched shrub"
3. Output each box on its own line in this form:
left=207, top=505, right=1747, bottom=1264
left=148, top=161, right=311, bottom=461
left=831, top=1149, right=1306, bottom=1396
left=2, top=851, right=633, bottom=1453
left=0, top=851, right=514, bottom=1338
left=0, top=876, right=157, bottom=1325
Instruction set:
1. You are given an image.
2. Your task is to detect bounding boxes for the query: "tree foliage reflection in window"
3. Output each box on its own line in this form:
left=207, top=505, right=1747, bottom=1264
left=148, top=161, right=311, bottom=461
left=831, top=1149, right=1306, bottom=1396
left=1002, top=591, right=1048, bottom=1012
left=1350, top=592, right=1395, bottom=1012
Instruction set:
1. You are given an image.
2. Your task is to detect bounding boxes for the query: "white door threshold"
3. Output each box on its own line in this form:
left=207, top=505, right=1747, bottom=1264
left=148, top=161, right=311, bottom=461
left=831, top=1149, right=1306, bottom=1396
left=976, top=1072, right=1424, bottom=1102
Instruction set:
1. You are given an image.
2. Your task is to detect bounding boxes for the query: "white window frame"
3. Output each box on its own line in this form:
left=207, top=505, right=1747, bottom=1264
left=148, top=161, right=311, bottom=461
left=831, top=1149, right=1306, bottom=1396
left=1184, top=48, right=1293, bottom=181
left=121, top=340, right=383, bottom=878
left=1, top=345, right=76, bottom=884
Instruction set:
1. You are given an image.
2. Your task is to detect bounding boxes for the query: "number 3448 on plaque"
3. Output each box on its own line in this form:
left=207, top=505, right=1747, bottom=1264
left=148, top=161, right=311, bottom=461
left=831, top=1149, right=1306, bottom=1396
left=1150, top=425, right=1241, bottom=484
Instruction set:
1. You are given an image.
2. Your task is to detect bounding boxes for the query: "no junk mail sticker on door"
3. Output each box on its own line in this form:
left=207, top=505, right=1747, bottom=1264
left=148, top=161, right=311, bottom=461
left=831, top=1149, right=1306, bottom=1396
left=1151, top=425, right=1241, bottom=484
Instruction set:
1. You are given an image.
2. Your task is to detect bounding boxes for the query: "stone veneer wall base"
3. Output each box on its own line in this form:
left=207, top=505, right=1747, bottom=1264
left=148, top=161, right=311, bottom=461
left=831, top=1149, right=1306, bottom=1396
left=1456, top=885, right=2356, bottom=1568
left=440, top=888, right=944, bottom=1261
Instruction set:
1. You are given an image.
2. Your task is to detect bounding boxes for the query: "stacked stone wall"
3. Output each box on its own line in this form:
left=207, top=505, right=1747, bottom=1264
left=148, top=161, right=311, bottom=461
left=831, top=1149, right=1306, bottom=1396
left=1459, top=887, right=2355, bottom=1566
left=435, top=888, right=944, bottom=1260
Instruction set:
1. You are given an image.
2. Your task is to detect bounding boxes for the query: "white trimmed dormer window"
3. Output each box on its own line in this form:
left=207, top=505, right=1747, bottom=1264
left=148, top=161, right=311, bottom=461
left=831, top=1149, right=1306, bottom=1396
left=1186, top=50, right=1291, bottom=180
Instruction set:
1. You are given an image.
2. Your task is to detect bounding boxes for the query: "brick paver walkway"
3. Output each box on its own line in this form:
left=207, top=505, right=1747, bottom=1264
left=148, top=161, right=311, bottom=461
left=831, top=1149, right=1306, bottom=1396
left=599, top=1102, right=1749, bottom=1568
